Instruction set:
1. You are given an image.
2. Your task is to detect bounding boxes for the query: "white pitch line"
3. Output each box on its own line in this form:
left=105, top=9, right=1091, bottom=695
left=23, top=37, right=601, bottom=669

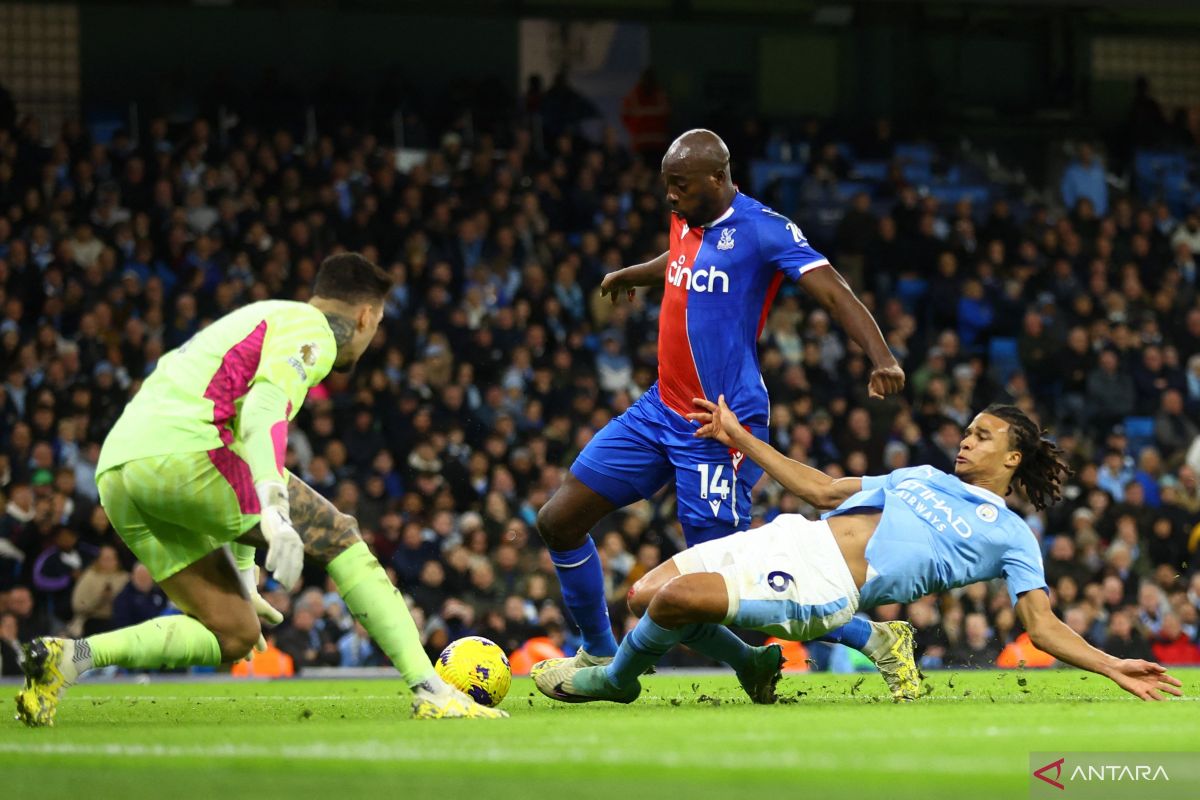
left=0, top=740, right=1015, bottom=774
left=67, top=693, right=1200, bottom=703
left=71, top=695, right=408, bottom=702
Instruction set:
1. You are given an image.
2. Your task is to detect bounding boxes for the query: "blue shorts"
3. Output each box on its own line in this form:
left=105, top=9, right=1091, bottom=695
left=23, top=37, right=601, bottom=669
left=570, top=384, right=767, bottom=547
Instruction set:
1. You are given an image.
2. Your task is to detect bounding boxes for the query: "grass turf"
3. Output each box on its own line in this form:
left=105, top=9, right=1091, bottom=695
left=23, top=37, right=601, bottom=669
left=3, top=668, right=1197, bottom=800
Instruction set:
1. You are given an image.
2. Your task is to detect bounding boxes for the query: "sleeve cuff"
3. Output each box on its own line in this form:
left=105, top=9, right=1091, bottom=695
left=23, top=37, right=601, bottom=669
left=860, top=475, right=887, bottom=492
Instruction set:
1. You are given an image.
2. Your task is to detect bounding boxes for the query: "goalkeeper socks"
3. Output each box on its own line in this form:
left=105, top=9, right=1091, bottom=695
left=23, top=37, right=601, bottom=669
left=605, top=615, right=692, bottom=687
left=679, top=624, right=752, bottom=672
left=328, top=541, right=435, bottom=687
left=550, top=536, right=618, bottom=657
left=87, top=615, right=222, bottom=670
left=814, top=617, right=872, bottom=650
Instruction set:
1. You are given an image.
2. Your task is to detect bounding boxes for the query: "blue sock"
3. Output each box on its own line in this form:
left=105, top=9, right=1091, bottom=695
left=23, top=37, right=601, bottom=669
left=606, top=615, right=691, bottom=687
left=550, top=536, right=618, bottom=657
left=680, top=624, right=752, bottom=672
left=814, top=617, right=872, bottom=650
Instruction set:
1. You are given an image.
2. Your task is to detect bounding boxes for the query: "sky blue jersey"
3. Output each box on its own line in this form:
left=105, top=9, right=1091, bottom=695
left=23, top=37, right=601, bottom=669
left=821, top=465, right=1048, bottom=608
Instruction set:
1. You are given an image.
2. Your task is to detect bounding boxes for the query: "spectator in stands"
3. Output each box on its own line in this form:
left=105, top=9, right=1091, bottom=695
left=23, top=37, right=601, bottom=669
left=5, top=585, right=52, bottom=641
left=337, top=620, right=381, bottom=668
left=1085, top=350, right=1136, bottom=435
left=276, top=606, right=340, bottom=669
left=1156, top=390, right=1198, bottom=462
left=956, top=278, right=993, bottom=351
left=1060, top=142, right=1109, bottom=217
left=110, top=564, right=167, bottom=629
left=1104, top=609, right=1154, bottom=660
left=31, top=526, right=89, bottom=624
left=1151, top=613, right=1200, bottom=665
left=620, top=69, right=671, bottom=160
left=1171, top=213, right=1200, bottom=257
left=1, top=93, right=1199, bottom=678
left=944, top=612, right=1001, bottom=668
left=68, top=544, right=127, bottom=636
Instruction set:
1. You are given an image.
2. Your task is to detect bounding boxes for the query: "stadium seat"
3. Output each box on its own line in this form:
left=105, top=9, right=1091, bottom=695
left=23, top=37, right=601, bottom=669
left=894, top=142, right=936, bottom=165
left=1134, top=150, right=1189, bottom=186
left=749, top=160, right=805, bottom=196
left=901, top=163, right=933, bottom=185
left=987, top=337, right=1021, bottom=383
left=850, top=160, right=889, bottom=182
left=895, top=276, right=929, bottom=311
left=1122, top=416, right=1156, bottom=454
left=929, top=185, right=991, bottom=207
left=836, top=180, right=875, bottom=200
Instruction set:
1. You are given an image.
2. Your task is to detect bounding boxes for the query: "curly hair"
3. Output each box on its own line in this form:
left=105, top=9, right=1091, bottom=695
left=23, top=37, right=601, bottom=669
left=982, top=404, right=1073, bottom=511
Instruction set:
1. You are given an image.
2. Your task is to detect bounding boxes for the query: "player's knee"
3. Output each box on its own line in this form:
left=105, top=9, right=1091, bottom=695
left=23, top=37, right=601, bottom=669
left=648, top=577, right=700, bottom=627
left=627, top=576, right=656, bottom=617
left=207, top=607, right=261, bottom=662
left=535, top=501, right=577, bottom=551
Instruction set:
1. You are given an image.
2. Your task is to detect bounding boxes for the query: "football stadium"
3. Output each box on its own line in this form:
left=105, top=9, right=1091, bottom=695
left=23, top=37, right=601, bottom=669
left=1, top=1, right=1200, bottom=797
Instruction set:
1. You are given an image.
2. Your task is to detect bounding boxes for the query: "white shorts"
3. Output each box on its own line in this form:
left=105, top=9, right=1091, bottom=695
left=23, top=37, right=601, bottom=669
left=671, top=514, right=861, bottom=641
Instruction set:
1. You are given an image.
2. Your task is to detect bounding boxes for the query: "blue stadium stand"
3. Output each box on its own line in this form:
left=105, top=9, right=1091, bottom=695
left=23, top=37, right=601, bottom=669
left=894, top=142, right=936, bottom=166
left=928, top=185, right=991, bottom=207
left=987, top=337, right=1021, bottom=383
left=1121, top=416, right=1156, bottom=454
left=850, top=160, right=889, bottom=182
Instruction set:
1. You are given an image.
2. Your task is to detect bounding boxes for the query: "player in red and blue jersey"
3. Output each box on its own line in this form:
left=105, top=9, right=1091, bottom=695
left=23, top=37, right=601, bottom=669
left=532, top=130, right=917, bottom=702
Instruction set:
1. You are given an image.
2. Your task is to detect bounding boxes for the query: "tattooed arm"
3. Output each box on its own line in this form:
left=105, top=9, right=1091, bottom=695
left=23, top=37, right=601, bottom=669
left=237, top=474, right=362, bottom=564
left=284, top=473, right=363, bottom=564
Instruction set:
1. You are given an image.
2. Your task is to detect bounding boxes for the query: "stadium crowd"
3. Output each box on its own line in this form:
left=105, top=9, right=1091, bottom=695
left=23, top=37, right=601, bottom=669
left=1, top=89, right=1200, bottom=679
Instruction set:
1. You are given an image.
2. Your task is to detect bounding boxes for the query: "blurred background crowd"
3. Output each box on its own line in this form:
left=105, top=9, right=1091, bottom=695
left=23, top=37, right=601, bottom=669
left=1, top=67, right=1199, bottom=679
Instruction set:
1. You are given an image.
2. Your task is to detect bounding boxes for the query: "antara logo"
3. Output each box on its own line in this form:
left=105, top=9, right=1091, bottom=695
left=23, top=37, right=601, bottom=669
left=667, top=254, right=730, bottom=293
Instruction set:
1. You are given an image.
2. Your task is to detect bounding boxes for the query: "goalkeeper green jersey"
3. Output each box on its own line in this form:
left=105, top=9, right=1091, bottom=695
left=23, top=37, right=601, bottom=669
left=97, top=300, right=337, bottom=506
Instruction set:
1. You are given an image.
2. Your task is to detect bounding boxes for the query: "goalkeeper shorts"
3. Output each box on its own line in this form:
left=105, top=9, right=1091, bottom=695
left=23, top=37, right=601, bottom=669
left=97, top=451, right=261, bottom=582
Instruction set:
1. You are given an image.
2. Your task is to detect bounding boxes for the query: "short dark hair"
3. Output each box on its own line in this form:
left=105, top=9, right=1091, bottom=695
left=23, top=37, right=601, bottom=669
left=983, top=403, right=1073, bottom=511
left=313, top=253, right=392, bottom=304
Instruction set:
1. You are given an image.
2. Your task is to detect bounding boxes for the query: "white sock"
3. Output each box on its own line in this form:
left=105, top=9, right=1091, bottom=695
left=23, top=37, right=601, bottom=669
left=411, top=671, right=453, bottom=697
left=862, top=621, right=891, bottom=660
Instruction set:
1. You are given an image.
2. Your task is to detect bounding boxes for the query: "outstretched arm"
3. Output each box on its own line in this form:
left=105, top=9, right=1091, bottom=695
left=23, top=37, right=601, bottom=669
left=688, top=395, right=861, bottom=510
left=1015, top=589, right=1183, bottom=701
left=799, top=266, right=904, bottom=399
left=600, top=251, right=669, bottom=304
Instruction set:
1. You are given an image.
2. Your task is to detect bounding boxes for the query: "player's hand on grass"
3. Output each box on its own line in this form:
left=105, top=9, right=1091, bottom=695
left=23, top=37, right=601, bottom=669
left=687, top=395, right=742, bottom=447
left=868, top=361, right=905, bottom=399
left=1106, top=659, right=1184, bottom=701
left=600, top=270, right=637, bottom=305
left=255, top=481, right=305, bottom=592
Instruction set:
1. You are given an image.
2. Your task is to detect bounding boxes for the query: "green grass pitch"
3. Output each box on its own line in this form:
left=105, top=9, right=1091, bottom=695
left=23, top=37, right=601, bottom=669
left=3, top=669, right=1197, bottom=800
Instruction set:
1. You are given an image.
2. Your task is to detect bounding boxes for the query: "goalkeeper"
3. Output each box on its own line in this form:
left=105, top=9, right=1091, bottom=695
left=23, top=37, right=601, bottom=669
left=16, top=253, right=504, bottom=725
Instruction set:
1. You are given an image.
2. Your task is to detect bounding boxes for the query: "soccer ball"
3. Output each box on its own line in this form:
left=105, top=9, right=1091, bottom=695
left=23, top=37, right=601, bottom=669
left=435, top=636, right=512, bottom=707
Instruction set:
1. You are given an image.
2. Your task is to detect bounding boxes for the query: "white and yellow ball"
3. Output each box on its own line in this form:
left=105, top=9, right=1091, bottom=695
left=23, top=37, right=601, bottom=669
left=435, top=636, right=512, bottom=707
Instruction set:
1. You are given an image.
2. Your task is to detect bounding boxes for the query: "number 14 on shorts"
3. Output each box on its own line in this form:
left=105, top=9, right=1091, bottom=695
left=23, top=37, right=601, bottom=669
left=697, top=464, right=731, bottom=516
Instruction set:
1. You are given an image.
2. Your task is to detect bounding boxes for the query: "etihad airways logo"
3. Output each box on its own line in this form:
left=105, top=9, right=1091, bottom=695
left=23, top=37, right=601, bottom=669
left=893, top=479, right=973, bottom=538
left=667, top=254, right=730, bottom=293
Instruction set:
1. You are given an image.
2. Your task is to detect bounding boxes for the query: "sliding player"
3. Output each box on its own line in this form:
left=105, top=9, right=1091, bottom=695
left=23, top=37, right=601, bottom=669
left=536, top=397, right=1183, bottom=704
left=533, top=129, right=916, bottom=702
left=16, top=253, right=504, bottom=725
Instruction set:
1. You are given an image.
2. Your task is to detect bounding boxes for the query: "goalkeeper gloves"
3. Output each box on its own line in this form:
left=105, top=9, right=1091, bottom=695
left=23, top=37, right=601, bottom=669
left=255, top=480, right=305, bottom=592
